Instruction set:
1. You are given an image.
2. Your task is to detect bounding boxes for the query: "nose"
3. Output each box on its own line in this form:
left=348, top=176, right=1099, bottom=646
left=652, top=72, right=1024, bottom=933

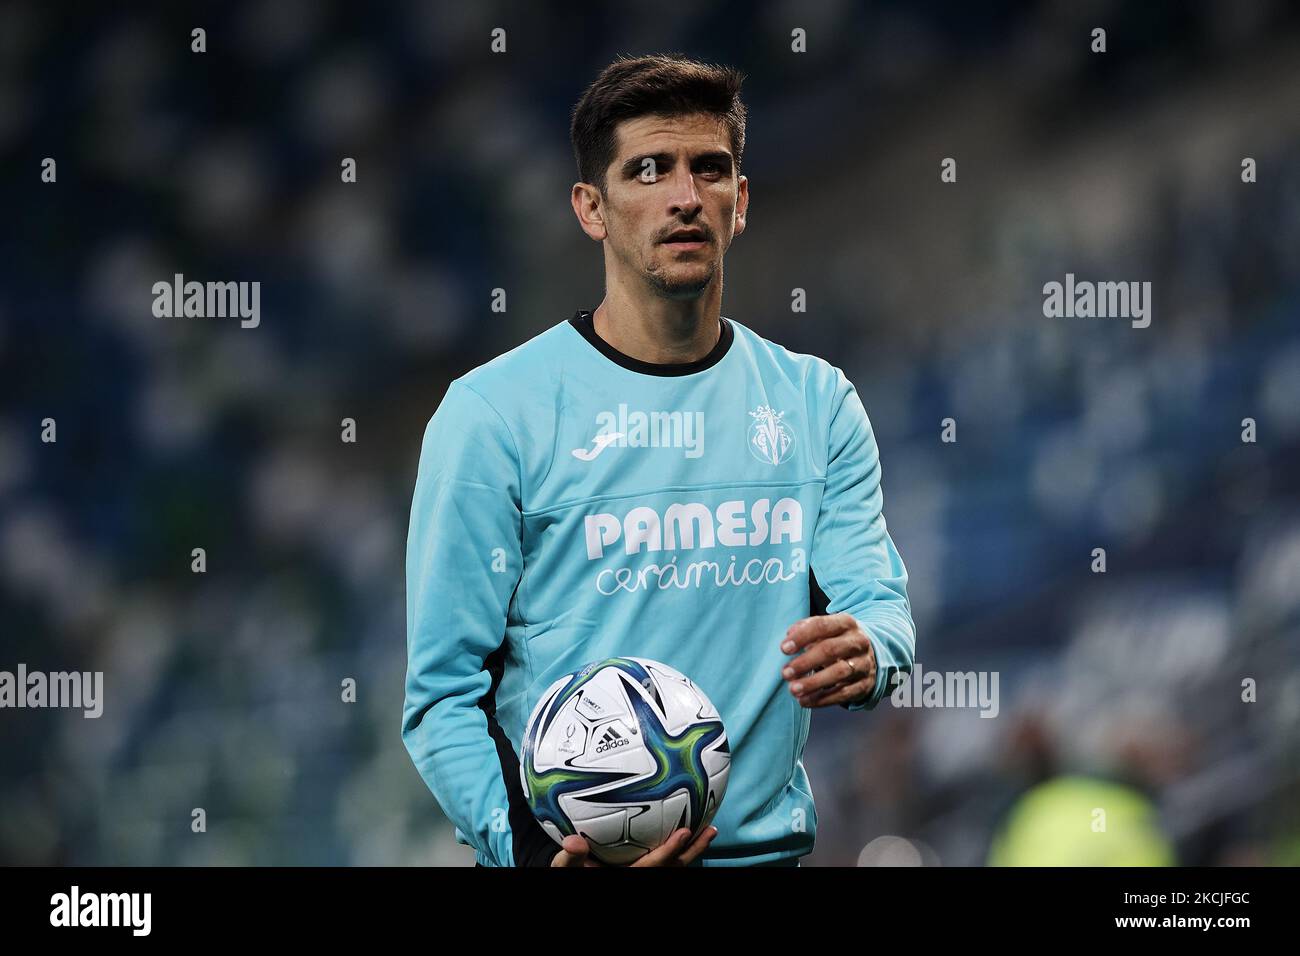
left=666, top=167, right=703, bottom=217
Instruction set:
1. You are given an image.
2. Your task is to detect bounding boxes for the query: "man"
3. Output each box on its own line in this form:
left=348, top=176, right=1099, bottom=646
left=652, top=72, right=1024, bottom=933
left=403, top=53, right=915, bottom=867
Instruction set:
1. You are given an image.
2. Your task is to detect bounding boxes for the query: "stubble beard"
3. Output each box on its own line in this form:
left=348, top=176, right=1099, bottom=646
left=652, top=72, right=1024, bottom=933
left=643, top=245, right=719, bottom=300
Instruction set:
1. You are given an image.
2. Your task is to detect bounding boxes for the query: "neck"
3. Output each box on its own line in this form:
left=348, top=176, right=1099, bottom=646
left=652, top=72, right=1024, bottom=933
left=591, top=272, right=723, bottom=365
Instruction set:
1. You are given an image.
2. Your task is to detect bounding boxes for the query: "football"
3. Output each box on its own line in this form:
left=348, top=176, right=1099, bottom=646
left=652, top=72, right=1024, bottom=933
left=519, top=656, right=731, bottom=865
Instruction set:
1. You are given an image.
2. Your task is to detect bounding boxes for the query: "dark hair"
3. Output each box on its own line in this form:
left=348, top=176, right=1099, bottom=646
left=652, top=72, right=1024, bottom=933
left=570, top=53, right=747, bottom=194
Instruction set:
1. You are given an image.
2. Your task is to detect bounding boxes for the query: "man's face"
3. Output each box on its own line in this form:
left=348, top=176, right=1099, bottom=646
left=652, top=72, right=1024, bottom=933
left=590, top=112, right=748, bottom=300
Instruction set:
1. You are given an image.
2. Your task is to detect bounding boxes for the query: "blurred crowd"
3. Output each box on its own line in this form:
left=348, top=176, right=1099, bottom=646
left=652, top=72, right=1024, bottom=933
left=1, top=0, right=1297, bottom=865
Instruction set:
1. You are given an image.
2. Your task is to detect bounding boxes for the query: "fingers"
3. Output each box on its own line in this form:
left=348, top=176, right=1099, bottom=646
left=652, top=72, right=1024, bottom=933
left=630, top=828, right=693, bottom=866
left=554, top=827, right=719, bottom=867
left=630, top=826, right=717, bottom=866
left=674, top=825, right=719, bottom=865
left=783, top=628, right=878, bottom=708
left=551, top=834, right=595, bottom=867
left=783, top=634, right=868, bottom=694
left=781, top=612, right=857, bottom=653
left=798, top=674, right=875, bottom=708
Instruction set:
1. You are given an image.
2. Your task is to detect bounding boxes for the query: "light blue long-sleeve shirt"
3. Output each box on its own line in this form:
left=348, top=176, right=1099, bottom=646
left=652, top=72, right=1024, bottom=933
left=403, top=310, right=915, bottom=866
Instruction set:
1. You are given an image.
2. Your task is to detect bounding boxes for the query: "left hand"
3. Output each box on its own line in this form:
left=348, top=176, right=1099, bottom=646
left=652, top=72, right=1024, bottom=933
left=780, top=612, right=877, bottom=708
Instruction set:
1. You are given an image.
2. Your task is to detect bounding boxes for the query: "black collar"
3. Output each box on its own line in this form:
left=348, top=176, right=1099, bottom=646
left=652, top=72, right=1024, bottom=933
left=569, top=309, right=734, bottom=377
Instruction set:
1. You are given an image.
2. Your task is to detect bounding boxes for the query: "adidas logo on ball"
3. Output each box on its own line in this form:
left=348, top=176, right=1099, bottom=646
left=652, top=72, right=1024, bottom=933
left=594, top=726, right=631, bottom=753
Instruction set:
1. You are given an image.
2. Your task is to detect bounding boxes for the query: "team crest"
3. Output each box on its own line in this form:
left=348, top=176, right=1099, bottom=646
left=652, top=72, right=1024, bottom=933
left=747, top=404, right=795, bottom=465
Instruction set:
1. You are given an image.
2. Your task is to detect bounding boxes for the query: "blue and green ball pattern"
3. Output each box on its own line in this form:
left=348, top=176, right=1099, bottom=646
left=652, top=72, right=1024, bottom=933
left=522, top=659, right=727, bottom=846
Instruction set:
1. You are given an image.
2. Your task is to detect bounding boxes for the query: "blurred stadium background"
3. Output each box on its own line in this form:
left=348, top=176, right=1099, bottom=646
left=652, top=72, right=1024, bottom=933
left=2, top=0, right=1299, bottom=865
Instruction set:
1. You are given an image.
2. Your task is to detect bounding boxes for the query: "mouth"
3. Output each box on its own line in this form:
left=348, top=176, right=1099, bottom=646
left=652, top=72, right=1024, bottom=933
left=660, top=231, right=709, bottom=250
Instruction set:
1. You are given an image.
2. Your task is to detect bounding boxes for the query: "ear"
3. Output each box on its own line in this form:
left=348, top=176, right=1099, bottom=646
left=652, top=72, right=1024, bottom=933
left=733, top=174, right=749, bottom=239
left=572, top=182, right=607, bottom=241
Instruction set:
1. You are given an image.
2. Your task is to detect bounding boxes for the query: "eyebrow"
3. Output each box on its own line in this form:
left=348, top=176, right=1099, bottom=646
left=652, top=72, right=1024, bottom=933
left=620, top=151, right=734, bottom=178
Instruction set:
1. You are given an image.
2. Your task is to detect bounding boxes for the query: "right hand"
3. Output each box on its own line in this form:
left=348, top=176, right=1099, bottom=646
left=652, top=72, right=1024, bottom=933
left=550, top=826, right=718, bottom=867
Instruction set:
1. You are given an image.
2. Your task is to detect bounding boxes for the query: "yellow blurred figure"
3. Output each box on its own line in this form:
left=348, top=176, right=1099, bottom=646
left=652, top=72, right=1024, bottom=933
left=988, top=775, right=1175, bottom=866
